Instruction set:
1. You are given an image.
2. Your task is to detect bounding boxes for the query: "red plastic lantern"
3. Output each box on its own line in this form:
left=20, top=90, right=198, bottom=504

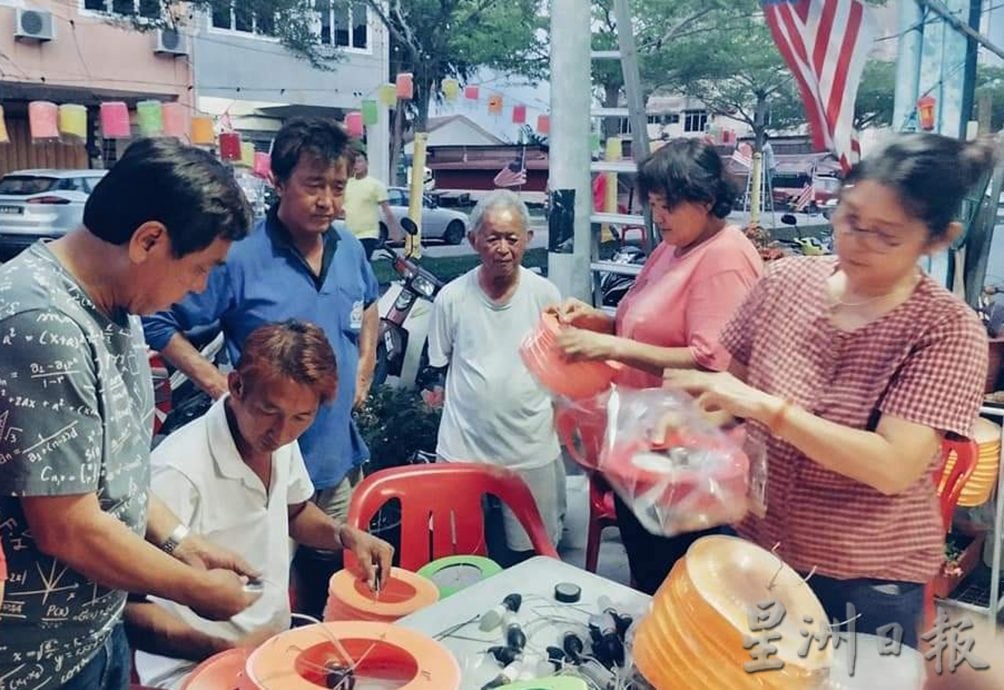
left=218, top=131, right=242, bottom=161
left=537, top=114, right=550, bottom=135
left=396, top=73, right=414, bottom=100
left=100, top=101, right=131, bottom=139
left=512, top=105, right=527, bottom=124
left=344, top=111, right=364, bottom=138
left=917, top=95, right=936, bottom=131
left=464, top=85, right=479, bottom=101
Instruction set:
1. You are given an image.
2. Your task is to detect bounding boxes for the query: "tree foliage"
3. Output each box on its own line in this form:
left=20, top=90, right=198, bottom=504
left=854, top=60, right=896, bottom=130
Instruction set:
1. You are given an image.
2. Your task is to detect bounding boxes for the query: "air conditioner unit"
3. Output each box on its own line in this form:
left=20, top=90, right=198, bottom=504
left=15, top=8, right=54, bottom=42
left=154, top=28, right=188, bottom=56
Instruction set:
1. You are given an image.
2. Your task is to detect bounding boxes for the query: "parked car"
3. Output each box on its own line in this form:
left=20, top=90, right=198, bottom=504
left=337, top=186, right=469, bottom=245
left=0, top=169, right=108, bottom=259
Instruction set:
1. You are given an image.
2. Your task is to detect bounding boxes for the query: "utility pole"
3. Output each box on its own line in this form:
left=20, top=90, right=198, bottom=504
left=547, top=0, right=593, bottom=301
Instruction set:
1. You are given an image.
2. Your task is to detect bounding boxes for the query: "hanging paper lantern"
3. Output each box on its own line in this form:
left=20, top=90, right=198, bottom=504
left=917, top=94, right=937, bottom=131
left=487, top=94, right=503, bottom=115
left=191, top=116, right=215, bottom=145
left=396, top=72, right=414, bottom=100
left=344, top=112, right=364, bottom=138
left=162, top=102, right=190, bottom=139
left=100, top=101, right=131, bottom=139
left=441, top=78, right=460, bottom=102
left=464, top=85, right=480, bottom=101
left=252, top=152, right=271, bottom=179
left=362, top=100, right=379, bottom=126
left=29, top=101, right=60, bottom=140
left=136, top=100, right=164, bottom=137
left=512, top=104, right=527, bottom=125
left=238, top=142, right=255, bottom=167
left=537, top=114, right=550, bottom=135
left=0, top=106, right=9, bottom=144
left=58, top=104, right=87, bottom=141
left=218, top=131, right=242, bottom=161
left=378, top=83, right=397, bottom=108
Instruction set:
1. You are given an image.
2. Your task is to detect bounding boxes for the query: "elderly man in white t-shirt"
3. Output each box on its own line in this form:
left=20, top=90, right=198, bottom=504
left=425, top=189, right=565, bottom=565
left=128, top=321, right=393, bottom=689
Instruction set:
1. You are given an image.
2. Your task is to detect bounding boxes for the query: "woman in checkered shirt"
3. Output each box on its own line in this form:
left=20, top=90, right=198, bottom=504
left=667, top=133, right=996, bottom=648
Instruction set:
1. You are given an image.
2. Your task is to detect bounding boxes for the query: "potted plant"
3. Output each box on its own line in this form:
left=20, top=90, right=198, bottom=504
left=933, top=530, right=987, bottom=599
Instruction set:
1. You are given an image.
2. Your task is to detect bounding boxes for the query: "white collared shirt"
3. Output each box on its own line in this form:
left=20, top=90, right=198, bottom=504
left=136, top=396, right=315, bottom=689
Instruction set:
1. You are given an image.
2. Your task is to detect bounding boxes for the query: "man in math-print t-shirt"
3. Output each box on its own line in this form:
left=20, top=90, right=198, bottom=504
left=0, top=139, right=258, bottom=690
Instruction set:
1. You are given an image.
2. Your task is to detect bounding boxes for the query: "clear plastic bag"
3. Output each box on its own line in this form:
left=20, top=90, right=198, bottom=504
left=560, top=386, right=764, bottom=537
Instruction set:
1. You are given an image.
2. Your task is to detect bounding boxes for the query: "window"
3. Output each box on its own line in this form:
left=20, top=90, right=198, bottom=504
left=683, top=110, right=708, bottom=133
left=211, top=0, right=278, bottom=36
left=317, top=1, right=369, bottom=50
left=84, top=0, right=160, bottom=18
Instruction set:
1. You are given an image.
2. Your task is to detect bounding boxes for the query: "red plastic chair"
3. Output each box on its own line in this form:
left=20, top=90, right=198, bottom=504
left=585, top=473, right=618, bottom=573
left=924, top=433, right=979, bottom=627
left=345, top=463, right=560, bottom=571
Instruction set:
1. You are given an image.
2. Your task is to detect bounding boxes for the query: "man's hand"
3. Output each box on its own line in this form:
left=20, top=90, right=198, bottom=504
left=354, top=367, right=374, bottom=409
left=199, top=368, right=230, bottom=400
left=232, top=621, right=284, bottom=649
left=338, top=525, right=394, bottom=592
left=189, top=568, right=260, bottom=621
left=174, top=534, right=261, bottom=580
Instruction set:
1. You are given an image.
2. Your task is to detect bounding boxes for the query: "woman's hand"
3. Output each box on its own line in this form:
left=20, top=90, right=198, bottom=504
left=547, top=298, right=614, bottom=333
left=556, top=327, right=619, bottom=361
left=664, top=369, right=781, bottom=423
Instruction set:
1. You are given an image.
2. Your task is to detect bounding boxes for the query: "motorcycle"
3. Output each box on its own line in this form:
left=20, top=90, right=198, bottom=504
left=776, top=213, right=831, bottom=256
left=599, top=243, right=647, bottom=308
left=373, top=218, right=447, bottom=389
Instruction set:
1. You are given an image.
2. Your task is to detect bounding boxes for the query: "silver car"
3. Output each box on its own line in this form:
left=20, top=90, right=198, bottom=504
left=378, top=187, right=469, bottom=245
left=0, top=169, right=108, bottom=258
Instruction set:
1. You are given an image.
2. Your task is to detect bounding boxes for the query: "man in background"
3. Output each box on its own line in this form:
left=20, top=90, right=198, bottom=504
left=344, top=150, right=403, bottom=258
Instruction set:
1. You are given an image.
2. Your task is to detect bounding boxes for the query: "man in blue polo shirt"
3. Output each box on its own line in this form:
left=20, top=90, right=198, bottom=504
left=143, top=118, right=379, bottom=615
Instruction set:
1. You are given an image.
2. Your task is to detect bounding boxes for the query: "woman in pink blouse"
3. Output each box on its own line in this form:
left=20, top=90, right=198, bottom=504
left=667, top=133, right=995, bottom=648
left=552, top=138, right=763, bottom=593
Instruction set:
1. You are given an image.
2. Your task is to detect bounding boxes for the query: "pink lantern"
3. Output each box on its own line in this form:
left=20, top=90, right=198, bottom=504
left=537, top=114, right=550, bottom=135
left=252, top=152, right=271, bottom=179
left=464, top=85, right=480, bottom=101
left=100, top=102, right=131, bottom=139
left=218, top=131, right=242, bottom=161
left=28, top=101, right=59, bottom=140
left=344, top=112, right=364, bottom=138
left=162, top=102, right=190, bottom=139
left=396, top=73, right=414, bottom=100
left=512, top=104, right=527, bottom=125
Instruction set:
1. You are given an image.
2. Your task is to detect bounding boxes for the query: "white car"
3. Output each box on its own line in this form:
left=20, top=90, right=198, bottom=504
left=337, top=187, right=469, bottom=245
left=0, top=169, right=108, bottom=259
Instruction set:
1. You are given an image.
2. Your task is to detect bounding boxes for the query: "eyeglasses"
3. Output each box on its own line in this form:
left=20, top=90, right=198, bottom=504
left=831, top=205, right=905, bottom=254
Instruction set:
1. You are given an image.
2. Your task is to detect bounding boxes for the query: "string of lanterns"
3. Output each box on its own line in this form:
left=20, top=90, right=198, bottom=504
left=0, top=100, right=272, bottom=178
left=342, top=72, right=551, bottom=138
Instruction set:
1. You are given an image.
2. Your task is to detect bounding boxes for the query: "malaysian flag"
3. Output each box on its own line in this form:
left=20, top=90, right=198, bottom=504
left=494, top=147, right=527, bottom=188
left=793, top=182, right=815, bottom=211
left=761, top=0, right=876, bottom=171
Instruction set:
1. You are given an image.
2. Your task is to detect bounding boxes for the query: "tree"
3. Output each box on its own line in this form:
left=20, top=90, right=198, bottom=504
left=854, top=60, right=896, bottom=130
left=645, top=4, right=803, bottom=151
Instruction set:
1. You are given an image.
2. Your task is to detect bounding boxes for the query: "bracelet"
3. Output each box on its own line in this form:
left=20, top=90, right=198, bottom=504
left=160, top=523, right=190, bottom=555
left=766, top=399, right=792, bottom=437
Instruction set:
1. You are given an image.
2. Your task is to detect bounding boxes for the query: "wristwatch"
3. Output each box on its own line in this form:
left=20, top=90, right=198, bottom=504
left=160, top=523, right=190, bottom=555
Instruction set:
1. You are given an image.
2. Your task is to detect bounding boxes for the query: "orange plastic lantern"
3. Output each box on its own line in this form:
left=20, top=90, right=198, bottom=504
left=464, top=85, right=479, bottom=101
left=441, top=78, right=460, bottom=102
left=396, top=72, right=414, bottom=100
left=0, top=106, right=9, bottom=144
left=100, top=101, right=131, bottom=139
left=218, top=131, right=242, bottom=161
left=487, top=94, right=503, bottom=115
left=252, top=152, right=271, bottom=179
left=162, top=102, right=190, bottom=139
left=324, top=567, right=438, bottom=622
left=29, top=101, right=60, bottom=140
left=917, top=95, right=936, bottom=131
left=537, top=114, right=550, bottom=135
left=344, top=111, right=364, bottom=138
left=520, top=314, right=621, bottom=400
left=512, top=104, right=527, bottom=124
left=191, top=116, right=215, bottom=145
left=58, top=104, right=87, bottom=141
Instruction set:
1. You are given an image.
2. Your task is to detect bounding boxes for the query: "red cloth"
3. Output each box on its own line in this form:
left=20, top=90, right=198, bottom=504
left=721, top=256, right=988, bottom=582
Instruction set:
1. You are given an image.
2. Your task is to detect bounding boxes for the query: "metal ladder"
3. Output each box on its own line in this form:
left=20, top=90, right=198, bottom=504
left=588, top=0, right=652, bottom=312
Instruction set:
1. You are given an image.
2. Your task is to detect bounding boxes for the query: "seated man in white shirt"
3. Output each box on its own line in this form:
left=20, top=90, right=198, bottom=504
left=129, top=320, right=393, bottom=689
left=425, top=189, right=566, bottom=566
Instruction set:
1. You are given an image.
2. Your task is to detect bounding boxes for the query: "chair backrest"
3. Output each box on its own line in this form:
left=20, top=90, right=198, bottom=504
left=934, top=433, right=979, bottom=532
left=346, top=463, right=560, bottom=571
